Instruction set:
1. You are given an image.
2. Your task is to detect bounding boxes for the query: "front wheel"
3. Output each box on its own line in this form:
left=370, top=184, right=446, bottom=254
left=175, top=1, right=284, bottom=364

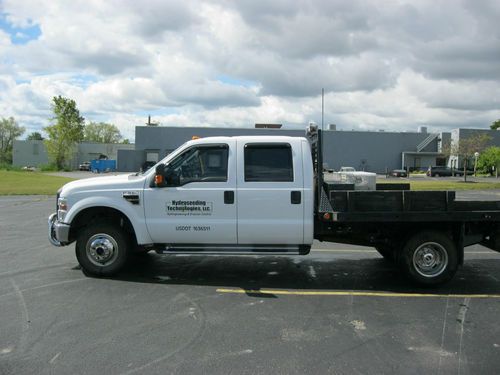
left=75, top=222, right=129, bottom=276
left=400, top=231, right=458, bottom=286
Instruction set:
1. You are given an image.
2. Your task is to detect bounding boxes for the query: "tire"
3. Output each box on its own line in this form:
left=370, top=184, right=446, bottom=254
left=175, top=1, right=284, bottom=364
left=400, top=231, right=458, bottom=286
left=75, top=221, right=130, bottom=277
left=434, top=173, right=440, bottom=177
left=375, top=245, right=396, bottom=262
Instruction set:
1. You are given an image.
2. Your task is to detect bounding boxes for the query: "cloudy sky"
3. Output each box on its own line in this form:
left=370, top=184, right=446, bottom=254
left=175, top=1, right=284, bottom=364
left=0, top=0, right=499, bottom=141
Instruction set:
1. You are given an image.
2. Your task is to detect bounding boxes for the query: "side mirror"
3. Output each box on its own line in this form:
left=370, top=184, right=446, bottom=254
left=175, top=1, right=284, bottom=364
left=154, top=164, right=165, bottom=186
left=165, top=168, right=181, bottom=186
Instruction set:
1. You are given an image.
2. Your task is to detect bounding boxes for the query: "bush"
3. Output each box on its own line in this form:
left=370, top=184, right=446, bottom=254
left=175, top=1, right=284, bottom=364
left=39, top=164, right=59, bottom=172
left=39, top=163, right=74, bottom=172
left=0, top=163, right=22, bottom=171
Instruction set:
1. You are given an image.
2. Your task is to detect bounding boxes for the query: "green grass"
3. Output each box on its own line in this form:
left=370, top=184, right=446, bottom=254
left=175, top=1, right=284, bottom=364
left=380, top=179, right=500, bottom=190
left=0, top=170, right=75, bottom=195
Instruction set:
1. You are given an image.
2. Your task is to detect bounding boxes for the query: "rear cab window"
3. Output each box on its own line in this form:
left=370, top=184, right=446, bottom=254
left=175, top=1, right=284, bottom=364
left=244, top=143, right=294, bottom=182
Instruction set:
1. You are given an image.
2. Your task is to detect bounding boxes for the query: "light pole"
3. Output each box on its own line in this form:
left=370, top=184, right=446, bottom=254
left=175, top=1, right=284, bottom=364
left=474, top=152, right=479, bottom=177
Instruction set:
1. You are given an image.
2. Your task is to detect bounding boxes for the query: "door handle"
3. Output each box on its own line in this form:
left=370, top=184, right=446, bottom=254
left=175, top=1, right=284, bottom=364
left=224, top=191, right=234, bottom=204
left=291, top=191, right=301, bottom=204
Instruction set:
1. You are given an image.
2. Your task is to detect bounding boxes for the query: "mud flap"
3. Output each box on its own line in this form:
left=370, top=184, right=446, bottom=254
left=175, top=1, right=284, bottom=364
left=480, top=224, right=500, bottom=253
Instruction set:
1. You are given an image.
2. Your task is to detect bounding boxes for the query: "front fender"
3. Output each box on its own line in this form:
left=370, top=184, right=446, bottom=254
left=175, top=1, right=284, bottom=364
left=65, top=196, right=152, bottom=245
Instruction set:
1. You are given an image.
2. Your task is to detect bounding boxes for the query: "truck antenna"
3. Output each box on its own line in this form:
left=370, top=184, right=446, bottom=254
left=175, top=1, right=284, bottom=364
left=321, top=88, right=324, bottom=131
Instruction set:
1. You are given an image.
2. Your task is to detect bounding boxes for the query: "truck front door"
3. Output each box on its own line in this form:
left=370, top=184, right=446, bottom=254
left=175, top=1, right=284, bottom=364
left=143, top=141, right=237, bottom=244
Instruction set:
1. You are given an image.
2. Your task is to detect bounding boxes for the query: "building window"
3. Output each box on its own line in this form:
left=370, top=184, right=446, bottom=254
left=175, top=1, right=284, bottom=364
left=244, top=143, right=293, bottom=182
left=146, top=152, right=159, bottom=163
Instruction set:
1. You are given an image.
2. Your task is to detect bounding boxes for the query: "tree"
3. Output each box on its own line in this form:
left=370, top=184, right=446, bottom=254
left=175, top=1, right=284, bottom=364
left=84, top=122, right=123, bottom=143
left=27, top=131, right=44, bottom=141
left=122, top=138, right=130, bottom=144
left=0, top=117, right=25, bottom=164
left=443, top=133, right=491, bottom=182
left=490, top=119, right=500, bottom=130
left=44, top=96, right=85, bottom=170
left=477, top=146, right=500, bottom=177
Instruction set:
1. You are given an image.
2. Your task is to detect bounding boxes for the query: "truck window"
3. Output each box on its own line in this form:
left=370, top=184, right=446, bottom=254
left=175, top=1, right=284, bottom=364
left=244, top=143, right=293, bottom=182
left=168, top=144, right=228, bottom=185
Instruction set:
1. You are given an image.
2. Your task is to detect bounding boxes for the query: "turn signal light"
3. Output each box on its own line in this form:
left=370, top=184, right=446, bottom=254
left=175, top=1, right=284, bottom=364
left=323, top=213, right=331, bottom=220
left=192, top=136, right=201, bottom=140
left=155, top=175, right=164, bottom=185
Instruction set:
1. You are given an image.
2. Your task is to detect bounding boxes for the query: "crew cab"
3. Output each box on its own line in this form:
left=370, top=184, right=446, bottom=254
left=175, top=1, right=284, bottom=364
left=49, top=125, right=500, bottom=286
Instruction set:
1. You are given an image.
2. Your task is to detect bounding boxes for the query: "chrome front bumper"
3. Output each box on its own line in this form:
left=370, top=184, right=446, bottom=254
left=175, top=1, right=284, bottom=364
left=48, top=213, right=71, bottom=246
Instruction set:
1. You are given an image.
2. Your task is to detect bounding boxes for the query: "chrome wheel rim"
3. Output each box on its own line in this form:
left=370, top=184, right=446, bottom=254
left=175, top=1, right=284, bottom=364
left=86, top=234, right=119, bottom=267
left=412, top=242, right=448, bottom=278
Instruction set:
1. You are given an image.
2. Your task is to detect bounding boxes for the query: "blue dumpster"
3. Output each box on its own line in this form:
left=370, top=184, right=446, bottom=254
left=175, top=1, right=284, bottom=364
left=91, top=159, right=116, bottom=173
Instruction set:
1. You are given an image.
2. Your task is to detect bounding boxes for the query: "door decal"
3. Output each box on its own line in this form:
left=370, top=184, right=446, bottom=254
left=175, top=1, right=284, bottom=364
left=166, top=200, right=213, bottom=216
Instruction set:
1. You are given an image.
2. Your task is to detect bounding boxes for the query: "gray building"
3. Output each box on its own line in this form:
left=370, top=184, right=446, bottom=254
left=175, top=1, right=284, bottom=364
left=322, top=129, right=445, bottom=173
left=17, top=125, right=497, bottom=173
left=12, top=140, right=49, bottom=167
left=13, top=140, right=135, bottom=169
left=447, top=128, right=500, bottom=170
left=118, top=126, right=303, bottom=172
left=118, top=125, right=453, bottom=173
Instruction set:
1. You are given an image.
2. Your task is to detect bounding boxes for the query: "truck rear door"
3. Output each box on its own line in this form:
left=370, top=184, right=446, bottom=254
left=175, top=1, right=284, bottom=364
left=236, top=139, right=305, bottom=244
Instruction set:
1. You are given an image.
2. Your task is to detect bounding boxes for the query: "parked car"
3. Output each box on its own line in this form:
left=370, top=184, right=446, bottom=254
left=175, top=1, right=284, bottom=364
left=427, top=166, right=452, bottom=177
left=340, top=166, right=356, bottom=172
left=426, top=166, right=471, bottom=177
left=22, top=165, right=36, bottom=172
left=78, top=161, right=91, bottom=171
left=390, top=169, right=408, bottom=177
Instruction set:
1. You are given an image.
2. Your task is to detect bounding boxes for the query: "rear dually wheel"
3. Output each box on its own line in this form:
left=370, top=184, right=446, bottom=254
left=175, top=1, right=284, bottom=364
left=400, top=231, right=458, bottom=286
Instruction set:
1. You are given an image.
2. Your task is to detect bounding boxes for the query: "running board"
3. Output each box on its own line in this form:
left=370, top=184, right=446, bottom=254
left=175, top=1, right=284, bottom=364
left=156, top=244, right=310, bottom=255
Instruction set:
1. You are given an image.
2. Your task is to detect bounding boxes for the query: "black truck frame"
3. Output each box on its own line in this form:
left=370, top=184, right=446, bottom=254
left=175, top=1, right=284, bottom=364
left=307, top=124, right=500, bottom=285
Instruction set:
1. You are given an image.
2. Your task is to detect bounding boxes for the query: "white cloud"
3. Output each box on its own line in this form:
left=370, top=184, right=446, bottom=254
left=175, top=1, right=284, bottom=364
left=0, top=0, right=499, bottom=142
left=0, top=29, right=10, bottom=47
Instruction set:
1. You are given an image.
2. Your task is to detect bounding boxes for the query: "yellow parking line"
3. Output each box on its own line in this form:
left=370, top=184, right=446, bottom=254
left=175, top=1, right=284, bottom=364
left=216, top=288, right=500, bottom=299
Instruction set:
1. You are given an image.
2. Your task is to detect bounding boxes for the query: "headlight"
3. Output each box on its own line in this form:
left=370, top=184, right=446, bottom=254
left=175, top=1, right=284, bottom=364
left=57, top=198, right=68, bottom=221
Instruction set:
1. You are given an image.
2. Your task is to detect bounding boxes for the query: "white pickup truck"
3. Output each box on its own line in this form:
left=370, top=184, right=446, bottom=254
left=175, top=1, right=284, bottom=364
left=49, top=125, right=500, bottom=285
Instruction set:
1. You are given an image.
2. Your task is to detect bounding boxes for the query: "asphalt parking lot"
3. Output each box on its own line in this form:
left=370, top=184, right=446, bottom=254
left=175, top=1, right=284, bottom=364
left=1, top=194, right=500, bottom=374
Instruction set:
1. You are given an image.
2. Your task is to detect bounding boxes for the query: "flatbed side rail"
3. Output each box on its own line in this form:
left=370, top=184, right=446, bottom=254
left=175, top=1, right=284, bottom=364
left=325, top=190, right=500, bottom=213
